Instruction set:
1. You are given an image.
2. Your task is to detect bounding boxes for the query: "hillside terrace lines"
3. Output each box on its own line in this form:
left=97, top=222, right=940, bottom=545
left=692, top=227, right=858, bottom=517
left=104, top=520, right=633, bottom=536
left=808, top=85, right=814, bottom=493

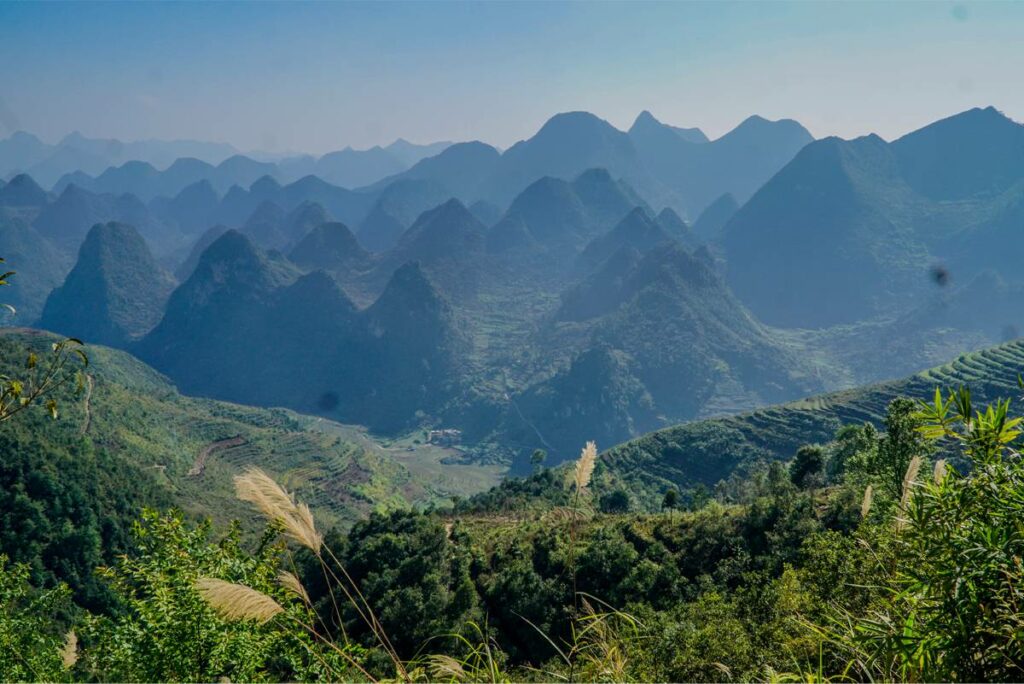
left=188, top=436, right=246, bottom=476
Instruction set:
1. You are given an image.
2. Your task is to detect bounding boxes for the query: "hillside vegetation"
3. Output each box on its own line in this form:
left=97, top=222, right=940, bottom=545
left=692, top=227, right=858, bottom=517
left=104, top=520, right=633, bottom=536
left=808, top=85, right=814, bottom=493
left=0, top=330, right=500, bottom=609
left=596, top=338, right=1024, bottom=506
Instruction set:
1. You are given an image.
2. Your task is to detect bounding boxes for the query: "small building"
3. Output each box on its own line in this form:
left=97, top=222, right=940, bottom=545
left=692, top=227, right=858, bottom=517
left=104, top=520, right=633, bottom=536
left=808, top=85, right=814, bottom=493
left=427, top=428, right=462, bottom=446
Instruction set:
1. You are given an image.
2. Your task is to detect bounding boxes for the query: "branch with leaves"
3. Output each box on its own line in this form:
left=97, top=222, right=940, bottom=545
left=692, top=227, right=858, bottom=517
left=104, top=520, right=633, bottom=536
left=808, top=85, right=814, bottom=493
left=0, top=257, right=89, bottom=422
left=915, top=385, right=1022, bottom=463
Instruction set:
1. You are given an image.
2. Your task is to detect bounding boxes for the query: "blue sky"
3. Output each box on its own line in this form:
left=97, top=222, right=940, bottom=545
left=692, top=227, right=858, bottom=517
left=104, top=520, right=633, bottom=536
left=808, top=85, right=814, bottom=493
left=1, top=1, right=1022, bottom=154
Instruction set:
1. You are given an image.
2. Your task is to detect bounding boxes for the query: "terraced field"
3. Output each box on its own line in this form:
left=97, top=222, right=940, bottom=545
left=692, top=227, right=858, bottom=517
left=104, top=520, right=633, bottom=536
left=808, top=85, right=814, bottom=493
left=599, top=339, right=1024, bottom=506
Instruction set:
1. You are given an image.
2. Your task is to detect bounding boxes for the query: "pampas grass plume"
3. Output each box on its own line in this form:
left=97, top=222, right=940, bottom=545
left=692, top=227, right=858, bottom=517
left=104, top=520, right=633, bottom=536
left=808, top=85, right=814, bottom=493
left=196, top=577, right=284, bottom=623
left=60, top=630, right=77, bottom=669
left=860, top=485, right=873, bottom=519
left=574, top=441, right=597, bottom=493
left=234, top=467, right=322, bottom=553
left=896, top=456, right=922, bottom=531
left=277, top=570, right=311, bottom=606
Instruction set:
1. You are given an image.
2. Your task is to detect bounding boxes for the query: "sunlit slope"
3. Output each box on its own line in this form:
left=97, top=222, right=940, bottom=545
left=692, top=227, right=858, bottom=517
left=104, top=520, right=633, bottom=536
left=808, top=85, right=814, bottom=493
left=600, top=338, right=1024, bottom=503
left=0, top=329, right=501, bottom=529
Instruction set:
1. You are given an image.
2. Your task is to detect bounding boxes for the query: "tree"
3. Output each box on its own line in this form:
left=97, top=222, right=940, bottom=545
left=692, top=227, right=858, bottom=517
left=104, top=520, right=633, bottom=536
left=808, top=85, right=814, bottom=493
left=828, top=422, right=878, bottom=483
left=789, top=445, right=825, bottom=489
left=0, top=556, right=73, bottom=681
left=81, top=510, right=354, bottom=681
left=530, top=448, right=547, bottom=473
left=599, top=488, right=631, bottom=513
left=689, top=483, right=711, bottom=510
left=876, top=398, right=932, bottom=499
left=662, top=488, right=679, bottom=519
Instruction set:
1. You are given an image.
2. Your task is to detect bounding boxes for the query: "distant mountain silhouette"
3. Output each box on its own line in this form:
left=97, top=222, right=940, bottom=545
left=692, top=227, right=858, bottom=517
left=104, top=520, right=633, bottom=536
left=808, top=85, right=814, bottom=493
left=0, top=130, right=237, bottom=187
left=174, top=224, right=231, bottom=281
left=150, top=179, right=220, bottom=236
left=356, top=179, right=452, bottom=252
left=629, top=111, right=812, bottom=216
left=487, top=168, right=646, bottom=259
left=288, top=221, right=369, bottom=272
left=630, top=110, right=708, bottom=144
left=381, top=199, right=488, bottom=298
left=576, top=207, right=675, bottom=272
left=278, top=146, right=406, bottom=189
left=506, top=241, right=817, bottom=459
left=480, top=112, right=656, bottom=208
left=468, top=200, right=502, bottom=226
left=0, top=174, right=49, bottom=208
left=241, top=200, right=288, bottom=249
left=363, top=110, right=809, bottom=220
left=654, top=207, right=698, bottom=248
left=0, top=133, right=52, bottom=176
left=0, top=209, right=69, bottom=322
left=39, top=222, right=175, bottom=346
left=34, top=184, right=180, bottom=256
left=383, top=139, right=453, bottom=167
left=721, top=107, right=1024, bottom=329
left=367, top=142, right=501, bottom=200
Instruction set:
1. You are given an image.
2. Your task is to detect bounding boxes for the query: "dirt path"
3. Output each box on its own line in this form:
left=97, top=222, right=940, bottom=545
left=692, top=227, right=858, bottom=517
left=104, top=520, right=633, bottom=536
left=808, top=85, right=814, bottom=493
left=188, top=436, right=246, bottom=476
left=79, top=373, right=94, bottom=435
left=506, top=391, right=558, bottom=454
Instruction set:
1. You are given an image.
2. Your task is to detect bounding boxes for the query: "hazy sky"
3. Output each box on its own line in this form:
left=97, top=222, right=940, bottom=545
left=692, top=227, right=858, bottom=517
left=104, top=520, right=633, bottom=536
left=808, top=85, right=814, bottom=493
left=2, top=1, right=1023, bottom=154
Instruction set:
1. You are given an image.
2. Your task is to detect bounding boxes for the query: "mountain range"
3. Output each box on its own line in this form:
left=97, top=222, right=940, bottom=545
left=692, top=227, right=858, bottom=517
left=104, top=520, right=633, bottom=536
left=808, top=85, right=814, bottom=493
left=1, top=129, right=452, bottom=193
left=721, top=106, right=1024, bottom=329
left=13, top=105, right=1024, bottom=473
left=370, top=111, right=812, bottom=219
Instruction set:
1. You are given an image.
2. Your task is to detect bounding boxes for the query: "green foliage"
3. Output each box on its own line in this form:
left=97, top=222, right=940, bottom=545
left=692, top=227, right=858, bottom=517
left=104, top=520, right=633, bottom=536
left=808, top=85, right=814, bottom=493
left=0, top=257, right=89, bottom=423
left=530, top=448, right=547, bottom=473
left=826, top=422, right=877, bottom=483
left=598, top=488, right=631, bottom=513
left=878, top=398, right=933, bottom=498
left=321, top=510, right=480, bottom=660
left=5, top=373, right=1024, bottom=683
left=827, top=389, right=1024, bottom=681
left=0, top=555, right=73, bottom=682
left=79, top=509, right=357, bottom=682
left=0, top=331, right=498, bottom=612
left=788, top=445, right=825, bottom=489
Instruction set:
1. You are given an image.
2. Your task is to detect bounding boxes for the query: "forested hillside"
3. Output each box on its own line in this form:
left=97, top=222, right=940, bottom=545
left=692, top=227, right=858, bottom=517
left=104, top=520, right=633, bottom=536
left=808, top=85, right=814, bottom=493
left=0, top=330, right=500, bottom=611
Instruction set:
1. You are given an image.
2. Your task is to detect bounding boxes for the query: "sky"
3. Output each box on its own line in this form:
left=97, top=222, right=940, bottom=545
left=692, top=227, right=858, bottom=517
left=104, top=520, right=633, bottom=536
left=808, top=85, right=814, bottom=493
left=1, top=1, right=1023, bottom=155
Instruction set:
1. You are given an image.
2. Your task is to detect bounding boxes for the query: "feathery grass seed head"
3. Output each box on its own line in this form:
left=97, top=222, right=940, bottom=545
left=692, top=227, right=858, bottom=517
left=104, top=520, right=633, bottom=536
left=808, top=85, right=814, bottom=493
left=896, top=456, right=922, bottom=531
left=234, top=467, right=322, bottom=552
left=195, top=577, right=284, bottom=623
left=574, top=441, right=597, bottom=493
left=277, top=570, right=311, bottom=606
left=861, top=485, right=873, bottom=519
left=60, top=630, right=77, bottom=669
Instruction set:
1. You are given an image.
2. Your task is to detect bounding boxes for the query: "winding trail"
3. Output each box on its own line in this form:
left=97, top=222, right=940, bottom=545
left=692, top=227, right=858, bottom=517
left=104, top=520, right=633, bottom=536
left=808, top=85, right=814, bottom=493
left=188, top=436, right=246, bottom=476
left=506, top=391, right=558, bottom=454
left=79, top=374, right=94, bottom=435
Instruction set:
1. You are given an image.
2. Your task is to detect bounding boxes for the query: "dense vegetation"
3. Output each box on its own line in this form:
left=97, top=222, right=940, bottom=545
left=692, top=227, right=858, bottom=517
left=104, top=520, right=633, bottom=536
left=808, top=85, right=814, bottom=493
left=593, top=338, right=1024, bottom=508
left=3, top=371, right=1022, bottom=681
left=0, top=330, right=501, bottom=618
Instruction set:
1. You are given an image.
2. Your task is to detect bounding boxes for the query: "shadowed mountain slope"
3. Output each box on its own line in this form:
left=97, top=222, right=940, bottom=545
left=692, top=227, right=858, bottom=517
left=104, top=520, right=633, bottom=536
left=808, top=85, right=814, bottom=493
left=38, top=222, right=175, bottom=346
